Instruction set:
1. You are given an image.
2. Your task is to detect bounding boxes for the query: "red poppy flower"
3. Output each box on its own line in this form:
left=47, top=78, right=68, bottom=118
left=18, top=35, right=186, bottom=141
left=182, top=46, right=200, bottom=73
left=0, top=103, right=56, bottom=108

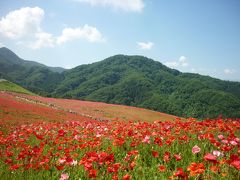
left=158, top=165, right=166, bottom=172
left=154, top=137, right=163, bottom=146
left=112, top=174, right=118, bottom=180
left=174, top=168, right=186, bottom=178
left=123, top=174, right=130, bottom=180
left=210, top=165, right=219, bottom=173
left=113, top=163, right=121, bottom=172
left=10, top=164, right=21, bottom=170
left=163, top=151, right=171, bottom=162
left=174, top=154, right=182, bottom=161
left=231, top=160, right=240, bottom=170
left=204, top=153, right=217, bottom=163
left=56, top=165, right=64, bottom=170
left=58, top=129, right=66, bottom=137
left=152, top=150, right=159, bottom=158
left=88, top=169, right=97, bottom=178
left=187, top=162, right=205, bottom=176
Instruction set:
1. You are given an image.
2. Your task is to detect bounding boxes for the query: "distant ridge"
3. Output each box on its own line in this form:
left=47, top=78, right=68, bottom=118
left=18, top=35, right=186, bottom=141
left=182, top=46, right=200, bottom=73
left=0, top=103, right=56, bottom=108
left=0, top=47, right=240, bottom=118
left=0, top=47, right=65, bottom=73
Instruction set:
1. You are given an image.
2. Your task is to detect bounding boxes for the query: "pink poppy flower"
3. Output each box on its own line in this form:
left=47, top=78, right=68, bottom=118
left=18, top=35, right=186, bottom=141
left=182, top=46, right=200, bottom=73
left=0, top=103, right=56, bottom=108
left=234, top=137, right=240, bottom=142
left=221, top=139, right=228, bottom=144
left=142, top=135, right=150, bottom=143
left=212, top=150, right=223, bottom=157
left=192, top=145, right=201, bottom=154
left=60, top=173, right=69, bottom=180
left=230, top=140, right=238, bottom=146
left=218, top=134, right=224, bottom=140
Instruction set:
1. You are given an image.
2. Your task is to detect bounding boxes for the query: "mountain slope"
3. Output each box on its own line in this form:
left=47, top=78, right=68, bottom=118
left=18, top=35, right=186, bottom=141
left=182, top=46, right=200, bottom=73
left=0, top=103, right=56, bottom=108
left=1, top=48, right=240, bottom=118
left=0, top=47, right=65, bottom=95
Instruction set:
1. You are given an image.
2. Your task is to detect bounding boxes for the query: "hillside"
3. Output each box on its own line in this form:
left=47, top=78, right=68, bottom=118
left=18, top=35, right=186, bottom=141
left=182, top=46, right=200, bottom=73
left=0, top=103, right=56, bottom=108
left=0, top=79, right=35, bottom=95
left=1, top=47, right=240, bottom=118
left=55, top=55, right=240, bottom=118
left=0, top=47, right=65, bottom=95
left=0, top=91, right=178, bottom=123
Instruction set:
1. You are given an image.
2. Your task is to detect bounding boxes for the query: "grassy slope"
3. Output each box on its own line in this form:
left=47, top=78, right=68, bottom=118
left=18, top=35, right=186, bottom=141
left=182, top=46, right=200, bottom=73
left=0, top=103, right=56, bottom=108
left=0, top=80, right=35, bottom=95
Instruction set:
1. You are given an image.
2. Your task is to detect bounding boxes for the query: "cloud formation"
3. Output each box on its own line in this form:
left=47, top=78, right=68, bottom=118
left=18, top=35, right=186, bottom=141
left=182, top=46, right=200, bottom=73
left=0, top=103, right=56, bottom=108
left=57, top=25, right=105, bottom=45
left=137, top=42, right=154, bottom=50
left=164, top=56, right=189, bottom=68
left=74, top=0, right=144, bottom=12
left=0, top=7, right=105, bottom=49
left=32, top=32, right=55, bottom=49
left=0, top=7, right=44, bottom=39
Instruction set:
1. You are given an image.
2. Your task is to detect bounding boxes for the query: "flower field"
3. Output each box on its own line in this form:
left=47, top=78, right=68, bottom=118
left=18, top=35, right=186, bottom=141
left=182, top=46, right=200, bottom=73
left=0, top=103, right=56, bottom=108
left=0, top=92, right=240, bottom=179
left=11, top=92, right=178, bottom=122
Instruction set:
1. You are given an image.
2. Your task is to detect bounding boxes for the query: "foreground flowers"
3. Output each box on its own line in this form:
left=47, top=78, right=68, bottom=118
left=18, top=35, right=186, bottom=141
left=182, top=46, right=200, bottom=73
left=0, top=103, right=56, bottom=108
left=0, top=93, right=239, bottom=179
left=0, top=117, right=239, bottom=179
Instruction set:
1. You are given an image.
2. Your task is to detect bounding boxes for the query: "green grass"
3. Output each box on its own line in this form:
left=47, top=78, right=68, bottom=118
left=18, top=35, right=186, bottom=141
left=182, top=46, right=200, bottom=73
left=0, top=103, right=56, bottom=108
left=0, top=79, right=35, bottom=95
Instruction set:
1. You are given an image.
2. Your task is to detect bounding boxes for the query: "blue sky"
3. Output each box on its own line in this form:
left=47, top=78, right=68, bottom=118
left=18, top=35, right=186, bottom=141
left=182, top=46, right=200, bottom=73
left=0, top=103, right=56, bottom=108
left=0, top=0, right=239, bottom=81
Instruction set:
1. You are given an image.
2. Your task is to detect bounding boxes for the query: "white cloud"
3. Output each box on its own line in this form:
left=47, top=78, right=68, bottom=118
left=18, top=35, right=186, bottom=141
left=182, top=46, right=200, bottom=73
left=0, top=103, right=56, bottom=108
left=74, top=0, right=144, bottom=12
left=57, top=25, right=105, bottom=44
left=178, top=56, right=188, bottom=67
left=31, top=32, right=55, bottom=49
left=0, top=7, right=105, bottom=49
left=32, top=25, right=105, bottom=49
left=224, top=69, right=236, bottom=75
left=0, top=7, right=44, bottom=39
left=137, top=41, right=154, bottom=50
left=164, top=56, right=189, bottom=69
left=179, top=56, right=186, bottom=62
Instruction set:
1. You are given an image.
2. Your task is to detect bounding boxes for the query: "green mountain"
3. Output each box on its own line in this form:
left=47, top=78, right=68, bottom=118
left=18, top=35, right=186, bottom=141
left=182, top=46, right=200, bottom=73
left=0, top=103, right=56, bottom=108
left=0, top=79, right=35, bottom=95
left=0, top=47, right=65, bottom=95
left=1, top=47, right=240, bottom=118
left=54, top=55, right=240, bottom=118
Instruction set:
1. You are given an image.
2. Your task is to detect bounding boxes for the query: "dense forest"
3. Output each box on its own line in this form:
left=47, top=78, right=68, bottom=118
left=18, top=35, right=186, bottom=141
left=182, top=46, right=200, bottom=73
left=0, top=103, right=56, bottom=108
left=1, top=47, right=240, bottom=118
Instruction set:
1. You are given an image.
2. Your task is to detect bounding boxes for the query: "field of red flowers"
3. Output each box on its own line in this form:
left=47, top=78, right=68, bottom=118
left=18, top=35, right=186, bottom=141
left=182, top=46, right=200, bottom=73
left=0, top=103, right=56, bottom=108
left=0, top=91, right=240, bottom=179
left=10, top=92, right=178, bottom=122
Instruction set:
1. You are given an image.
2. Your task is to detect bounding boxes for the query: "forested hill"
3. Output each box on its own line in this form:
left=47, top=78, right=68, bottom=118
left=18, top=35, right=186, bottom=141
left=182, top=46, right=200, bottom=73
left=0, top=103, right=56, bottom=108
left=0, top=47, right=65, bottom=95
left=54, top=55, right=240, bottom=118
left=1, top=47, right=240, bottom=118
